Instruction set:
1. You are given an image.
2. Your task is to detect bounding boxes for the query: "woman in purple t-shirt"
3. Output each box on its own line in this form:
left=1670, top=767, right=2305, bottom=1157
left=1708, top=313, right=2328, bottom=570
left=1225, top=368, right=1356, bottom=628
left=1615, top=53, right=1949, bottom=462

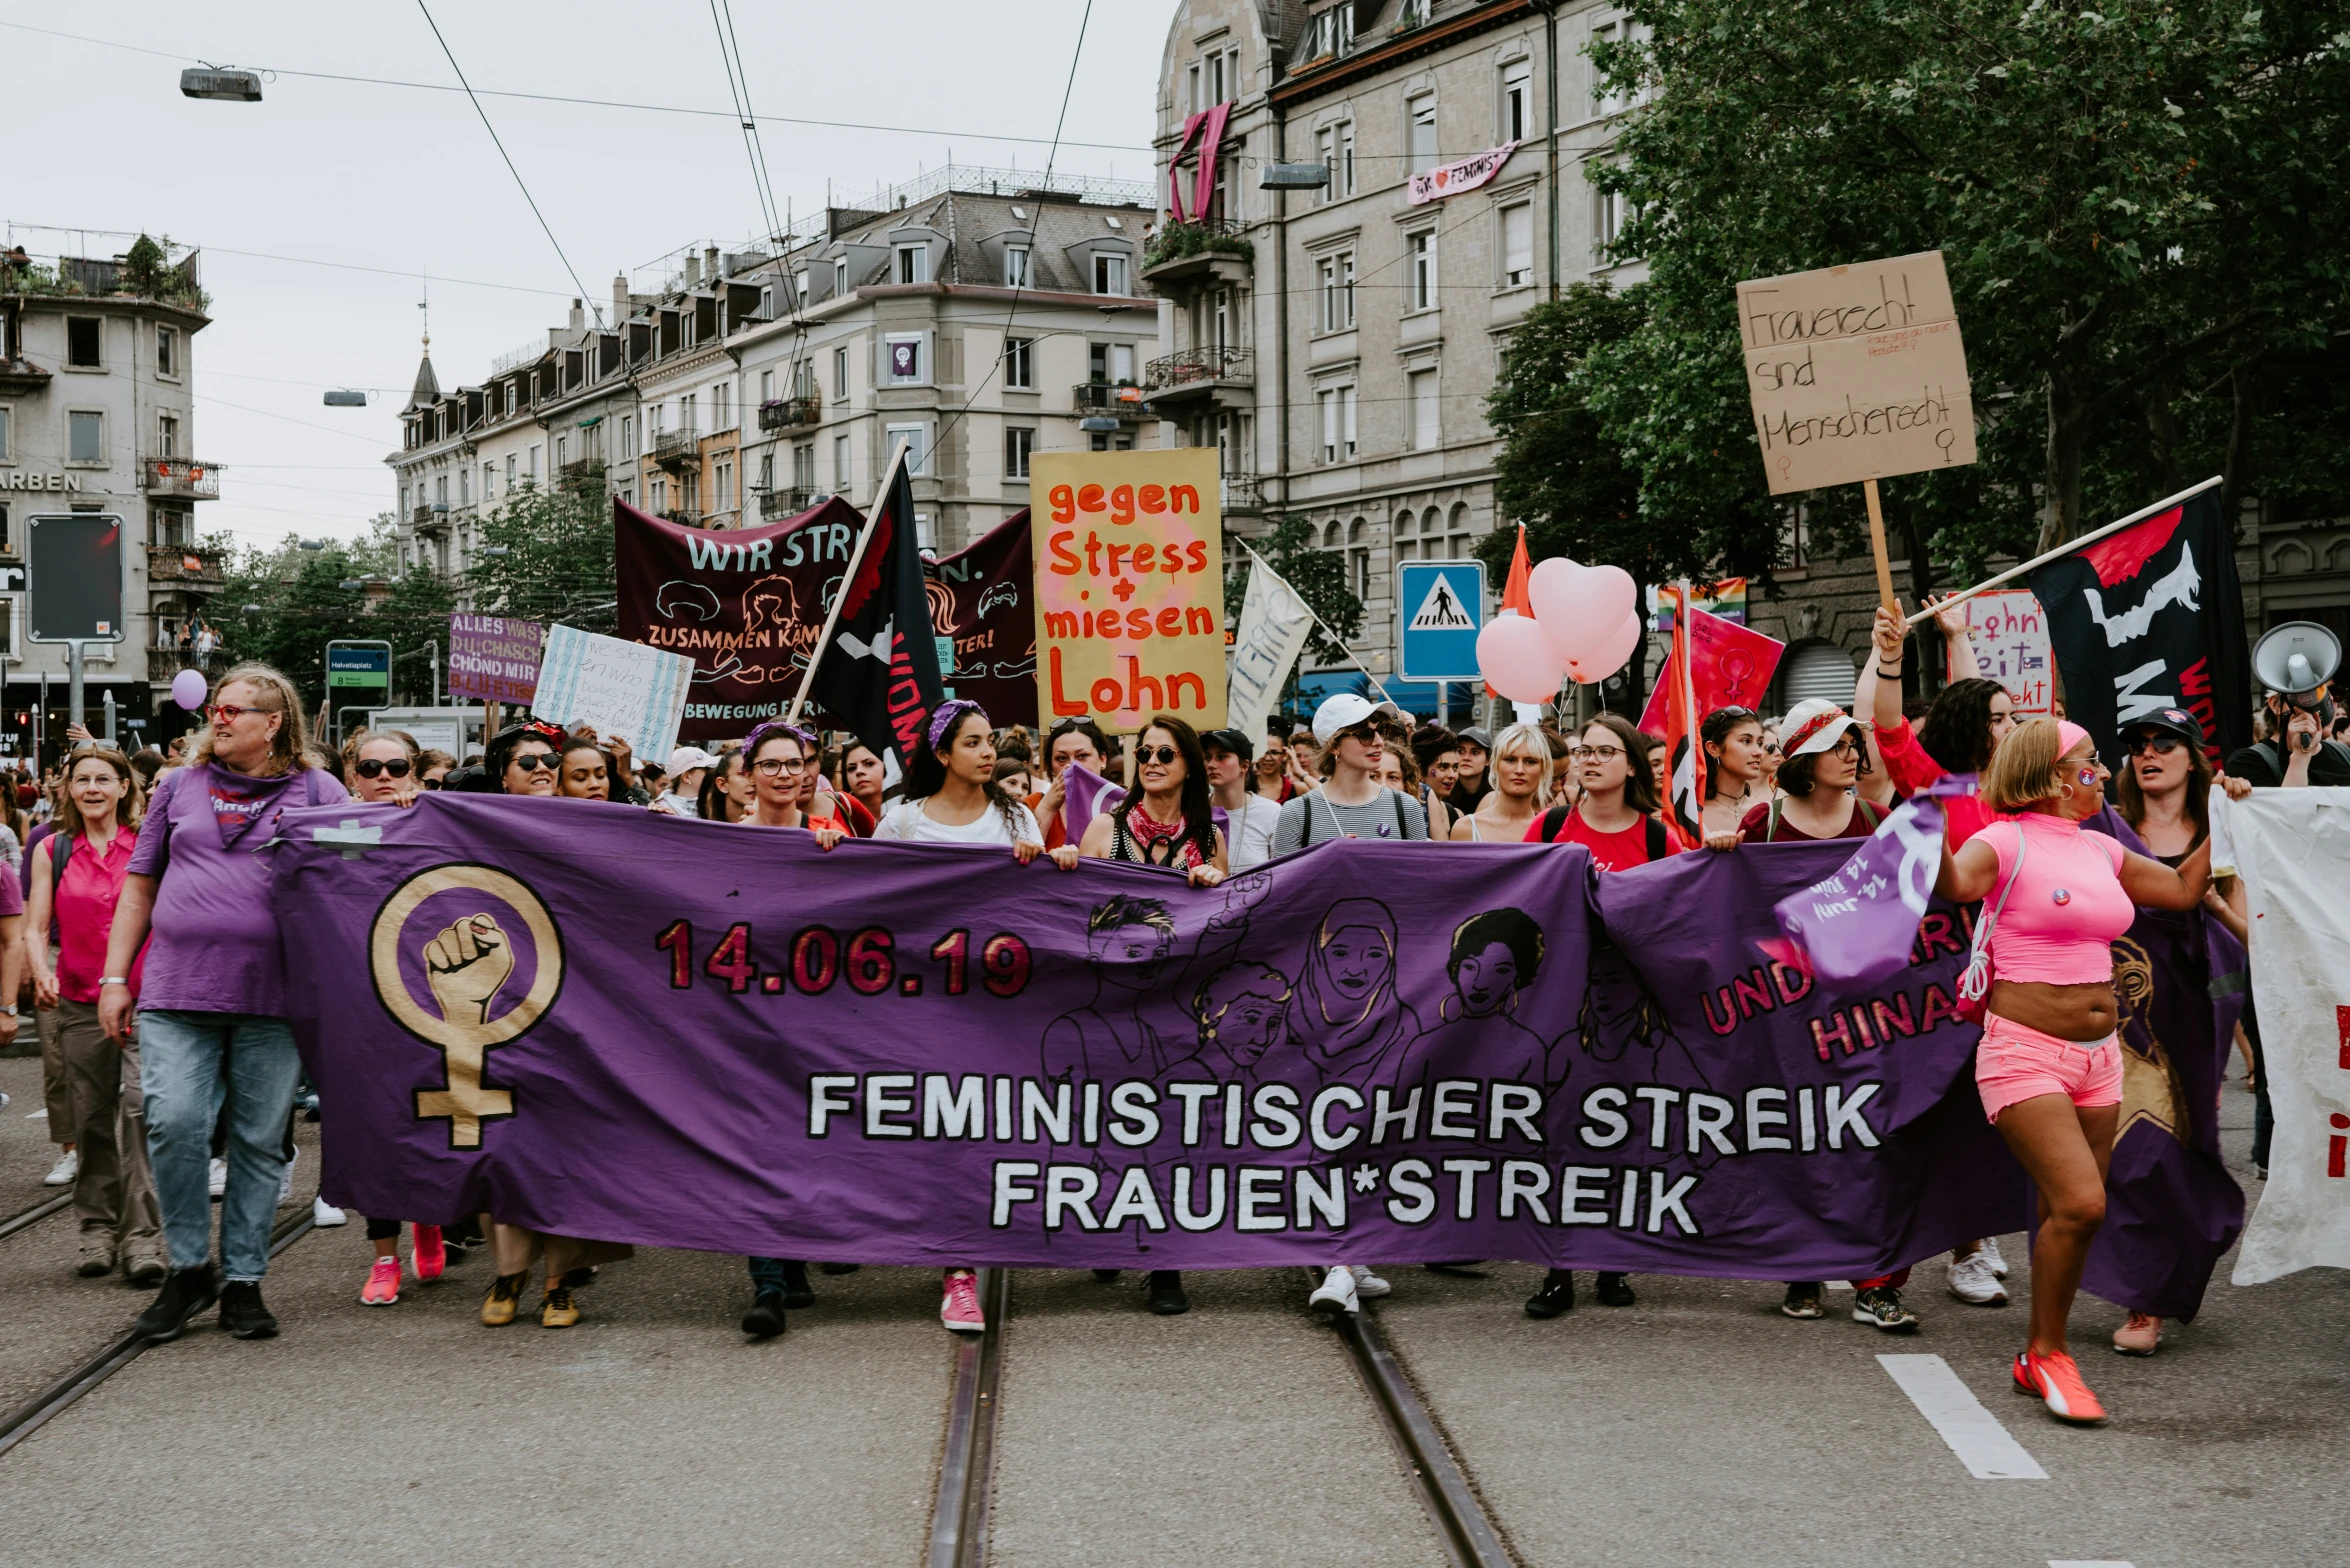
left=103, top=664, right=350, bottom=1346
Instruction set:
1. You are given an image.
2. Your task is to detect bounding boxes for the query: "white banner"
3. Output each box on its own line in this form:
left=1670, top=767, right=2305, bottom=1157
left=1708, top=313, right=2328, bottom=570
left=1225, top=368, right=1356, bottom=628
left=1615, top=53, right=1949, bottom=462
left=1407, top=140, right=1520, bottom=205
left=2227, top=788, right=2350, bottom=1284
left=530, top=623, right=694, bottom=764
left=1225, top=557, right=1314, bottom=742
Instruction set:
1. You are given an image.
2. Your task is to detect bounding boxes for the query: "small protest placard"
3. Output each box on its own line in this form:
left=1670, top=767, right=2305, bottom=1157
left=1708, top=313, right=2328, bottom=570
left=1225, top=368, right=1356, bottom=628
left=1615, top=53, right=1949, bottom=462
left=1958, top=589, right=2054, bottom=715
left=447, top=614, right=544, bottom=705
left=529, top=624, right=693, bottom=761
left=1738, top=251, right=1977, bottom=495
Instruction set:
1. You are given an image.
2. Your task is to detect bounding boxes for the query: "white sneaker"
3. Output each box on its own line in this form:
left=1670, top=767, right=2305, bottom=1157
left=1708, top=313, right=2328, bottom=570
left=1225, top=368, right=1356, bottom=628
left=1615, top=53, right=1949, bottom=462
left=208, top=1157, right=228, bottom=1199
left=1308, top=1263, right=1359, bottom=1319
left=1350, top=1266, right=1392, bottom=1299
left=1946, top=1251, right=2008, bottom=1305
left=277, top=1146, right=298, bottom=1206
left=1978, top=1236, right=2009, bottom=1278
left=312, top=1195, right=348, bottom=1227
left=43, top=1149, right=79, bottom=1186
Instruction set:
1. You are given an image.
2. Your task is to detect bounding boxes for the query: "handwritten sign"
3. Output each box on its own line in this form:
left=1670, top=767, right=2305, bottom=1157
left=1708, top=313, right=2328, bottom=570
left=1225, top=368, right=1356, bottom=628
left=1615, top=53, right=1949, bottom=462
left=1030, top=448, right=1226, bottom=729
left=529, top=624, right=694, bottom=760
left=447, top=614, right=544, bottom=705
left=1407, top=140, right=1520, bottom=205
left=1959, top=589, right=2054, bottom=715
left=1737, top=251, right=1977, bottom=494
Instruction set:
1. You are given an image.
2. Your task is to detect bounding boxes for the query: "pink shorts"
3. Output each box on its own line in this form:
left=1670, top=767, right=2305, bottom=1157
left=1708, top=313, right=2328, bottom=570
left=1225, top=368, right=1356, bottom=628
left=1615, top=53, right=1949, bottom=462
left=1975, top=1013, right=2122, bottom=1123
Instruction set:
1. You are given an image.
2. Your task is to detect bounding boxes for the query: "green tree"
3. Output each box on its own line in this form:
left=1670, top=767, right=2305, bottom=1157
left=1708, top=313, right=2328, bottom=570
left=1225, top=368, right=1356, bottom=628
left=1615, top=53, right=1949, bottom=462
left=214, top=517, right=454, bottom=714
left=1587, top=0, right=2350, bottom=578
left=464, top=481, right=617, bottom=634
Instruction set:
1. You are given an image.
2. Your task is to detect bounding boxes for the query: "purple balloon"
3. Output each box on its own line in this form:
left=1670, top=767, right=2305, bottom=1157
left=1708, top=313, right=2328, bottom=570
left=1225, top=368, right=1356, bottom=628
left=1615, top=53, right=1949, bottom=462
left=171, top=668, right=209, bottom=711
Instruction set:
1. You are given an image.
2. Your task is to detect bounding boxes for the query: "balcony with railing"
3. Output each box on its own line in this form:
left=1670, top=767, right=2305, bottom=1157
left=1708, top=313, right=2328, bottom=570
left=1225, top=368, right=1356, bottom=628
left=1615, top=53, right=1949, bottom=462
left=651, top=425, right=701, bottom=469
left=1140, top=219, right=1254, bottom=292
left=557, top=457, right=607, bottom=492
left=141, top=457, right=221, bottom=501
left=146, top=544, right=224, bottom=590
left=1220, top=474, right=1263, bottom=514
left=1143, top=345, right=1254, bottom=410
left=1072, top=382, right=1153, bottom=425
left=757, top=395, right=823, bottom=432
left=758, top=487, right=828, bottom=520
left=411, top=503, right=449, bottom=532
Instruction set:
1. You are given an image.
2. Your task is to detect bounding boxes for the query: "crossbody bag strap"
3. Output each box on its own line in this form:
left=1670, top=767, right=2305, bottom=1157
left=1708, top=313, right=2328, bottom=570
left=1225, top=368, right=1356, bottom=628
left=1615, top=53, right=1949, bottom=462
left=1959, top=824, right=2025, bottom=1002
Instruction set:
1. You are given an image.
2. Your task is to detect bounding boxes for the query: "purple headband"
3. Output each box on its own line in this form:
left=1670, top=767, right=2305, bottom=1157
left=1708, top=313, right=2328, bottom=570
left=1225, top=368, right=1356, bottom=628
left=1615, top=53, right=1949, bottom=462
left=741, top=720, right=817, bottom=761
left=926, top=699, right=987, bottom=752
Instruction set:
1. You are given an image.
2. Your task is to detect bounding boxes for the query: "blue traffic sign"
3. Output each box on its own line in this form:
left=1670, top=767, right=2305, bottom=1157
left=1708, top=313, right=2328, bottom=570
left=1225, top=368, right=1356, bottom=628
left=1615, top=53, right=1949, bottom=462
left=1397, top=560, right=1485, bottom=683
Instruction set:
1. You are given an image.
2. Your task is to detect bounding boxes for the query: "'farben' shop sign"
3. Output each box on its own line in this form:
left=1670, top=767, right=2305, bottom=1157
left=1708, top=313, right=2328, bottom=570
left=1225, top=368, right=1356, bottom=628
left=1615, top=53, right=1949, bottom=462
left=0, top=473, right=89, bottom=492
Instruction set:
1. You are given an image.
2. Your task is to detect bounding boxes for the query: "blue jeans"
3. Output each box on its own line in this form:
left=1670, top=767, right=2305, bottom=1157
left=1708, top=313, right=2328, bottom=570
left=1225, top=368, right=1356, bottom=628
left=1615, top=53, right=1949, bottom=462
left=140, top=1010, right=302, bottom=1282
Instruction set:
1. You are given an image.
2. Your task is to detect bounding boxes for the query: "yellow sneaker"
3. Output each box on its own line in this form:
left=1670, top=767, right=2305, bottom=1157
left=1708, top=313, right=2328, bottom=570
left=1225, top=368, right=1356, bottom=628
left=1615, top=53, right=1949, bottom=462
left=538, top=1285, right=582, bottom=1328
left=480, top=1271, right=528, bottom=1326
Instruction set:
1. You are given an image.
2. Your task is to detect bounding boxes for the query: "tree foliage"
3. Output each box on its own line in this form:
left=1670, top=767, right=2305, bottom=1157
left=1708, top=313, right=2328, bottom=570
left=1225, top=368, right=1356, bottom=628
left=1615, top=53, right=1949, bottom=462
left=214, top=518, right=455, bottom=715
left=464, top=481, right=618, bottom=635
left=1561, top=0, right=2350, bottom=585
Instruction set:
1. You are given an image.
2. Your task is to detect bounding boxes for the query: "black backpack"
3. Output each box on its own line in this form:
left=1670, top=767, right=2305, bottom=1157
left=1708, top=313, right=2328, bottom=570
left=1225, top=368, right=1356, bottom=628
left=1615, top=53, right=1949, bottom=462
left=1537, top=805, right=1667, bottom=863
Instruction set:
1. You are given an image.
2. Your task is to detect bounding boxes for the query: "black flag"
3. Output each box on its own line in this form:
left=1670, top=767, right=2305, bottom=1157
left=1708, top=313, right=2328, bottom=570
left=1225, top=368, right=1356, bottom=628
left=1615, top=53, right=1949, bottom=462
left=811, top=459, right=944, bottom=768
left=2028, top=488, right=2250, bottom=764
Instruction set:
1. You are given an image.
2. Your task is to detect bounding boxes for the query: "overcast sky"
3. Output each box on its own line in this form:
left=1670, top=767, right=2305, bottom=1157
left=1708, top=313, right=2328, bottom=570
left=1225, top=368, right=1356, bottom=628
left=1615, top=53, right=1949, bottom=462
left=3, top=1, right=1171, bottom=550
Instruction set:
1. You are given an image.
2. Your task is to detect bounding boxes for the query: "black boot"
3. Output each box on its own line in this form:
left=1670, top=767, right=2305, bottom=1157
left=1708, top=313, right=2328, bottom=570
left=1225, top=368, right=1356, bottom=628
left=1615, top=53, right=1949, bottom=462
left=1524, top=1268, right=1575, bottom=1319
left=740, top=1290, right=787, bottom=1337
left=1146, top=1269, right=1189, bottom=1315
left=779, top=1260, right=816, bottom=1309
left=818, top=1262, right=861, bottom=1275
left=1595, top=1271, right=1636, bottom=1307
left=218, top=1280, right=279, bottom=1340
left=132, top=1264, right=219, bottom=1343
left=1092, top=1269, right=1122, bottom=1283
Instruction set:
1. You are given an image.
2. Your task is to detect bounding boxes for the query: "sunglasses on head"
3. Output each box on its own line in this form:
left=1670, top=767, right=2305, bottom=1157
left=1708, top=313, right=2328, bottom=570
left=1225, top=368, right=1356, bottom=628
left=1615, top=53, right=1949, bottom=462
left=353, top=757, right=412, bottom=779
left=1136, top=745, right=1180, bottom=766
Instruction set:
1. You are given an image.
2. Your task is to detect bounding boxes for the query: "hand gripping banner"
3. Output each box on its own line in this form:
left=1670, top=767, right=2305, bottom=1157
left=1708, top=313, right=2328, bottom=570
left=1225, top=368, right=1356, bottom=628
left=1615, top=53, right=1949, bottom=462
left=281, top=797, right=2023, bottom=1274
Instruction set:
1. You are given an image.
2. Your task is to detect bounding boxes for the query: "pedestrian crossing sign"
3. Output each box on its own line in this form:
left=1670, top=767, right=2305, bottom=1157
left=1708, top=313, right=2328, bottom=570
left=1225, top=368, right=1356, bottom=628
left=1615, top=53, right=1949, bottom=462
left=1398, top=560, right=1486, bottom=682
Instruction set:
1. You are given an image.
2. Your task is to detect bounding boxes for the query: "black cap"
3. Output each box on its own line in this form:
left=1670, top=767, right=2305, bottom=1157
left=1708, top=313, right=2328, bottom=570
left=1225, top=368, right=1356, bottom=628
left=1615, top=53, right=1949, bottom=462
left=2120, top=707, right=2204, bottom=749
left=1457, top=726, right=1494, bottom=750
left=1200, top=727, right=1254, bottom=761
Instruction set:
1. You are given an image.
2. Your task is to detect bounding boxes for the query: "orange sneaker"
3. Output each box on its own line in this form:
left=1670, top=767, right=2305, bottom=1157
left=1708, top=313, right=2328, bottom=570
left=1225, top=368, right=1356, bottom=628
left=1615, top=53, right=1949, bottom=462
left=359, top=1256, right=402, bottom=1307
left=2012, top=1348, right=2107, bottom=1424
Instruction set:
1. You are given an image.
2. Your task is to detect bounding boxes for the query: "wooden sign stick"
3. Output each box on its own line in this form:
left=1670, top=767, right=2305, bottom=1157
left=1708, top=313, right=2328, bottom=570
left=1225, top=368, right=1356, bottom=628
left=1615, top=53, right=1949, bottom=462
left=1862, top=477, right=1899, bottom=618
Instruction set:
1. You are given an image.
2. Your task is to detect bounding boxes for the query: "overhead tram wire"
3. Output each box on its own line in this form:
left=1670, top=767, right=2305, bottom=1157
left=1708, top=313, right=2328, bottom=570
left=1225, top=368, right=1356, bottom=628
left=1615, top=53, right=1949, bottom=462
left=705, top=0, right=810, bottom=398
left=414, top=0, right=604, bottom=327
left=0, top=19, right=1149, bottom=155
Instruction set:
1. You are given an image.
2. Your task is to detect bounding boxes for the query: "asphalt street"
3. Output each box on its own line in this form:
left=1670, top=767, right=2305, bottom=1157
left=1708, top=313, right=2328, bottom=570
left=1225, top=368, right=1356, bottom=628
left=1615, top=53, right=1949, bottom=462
left=0, top=1054, right=2339, bottom=1568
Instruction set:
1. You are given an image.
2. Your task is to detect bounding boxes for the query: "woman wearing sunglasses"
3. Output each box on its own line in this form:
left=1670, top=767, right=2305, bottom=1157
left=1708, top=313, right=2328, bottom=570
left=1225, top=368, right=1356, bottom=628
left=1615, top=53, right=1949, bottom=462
left=1079, top=716, right=1226, bottom=890
left=486, top=721, right=564, bottom=798
left=342, top=729, right=420, bottom=805
left=417, top=750, right=457, bottom=792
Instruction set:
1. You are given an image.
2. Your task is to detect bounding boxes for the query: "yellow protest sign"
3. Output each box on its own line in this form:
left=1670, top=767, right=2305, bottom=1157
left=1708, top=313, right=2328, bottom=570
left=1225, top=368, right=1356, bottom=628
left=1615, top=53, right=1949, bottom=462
left=1029, top=448, right=1227, bottom=730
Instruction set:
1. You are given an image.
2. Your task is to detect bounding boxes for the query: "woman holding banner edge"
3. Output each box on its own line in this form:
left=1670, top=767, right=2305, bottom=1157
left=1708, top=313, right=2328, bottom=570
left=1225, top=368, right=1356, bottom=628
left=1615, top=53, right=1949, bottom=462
left=1936, top=718, right=2215, bottom=1424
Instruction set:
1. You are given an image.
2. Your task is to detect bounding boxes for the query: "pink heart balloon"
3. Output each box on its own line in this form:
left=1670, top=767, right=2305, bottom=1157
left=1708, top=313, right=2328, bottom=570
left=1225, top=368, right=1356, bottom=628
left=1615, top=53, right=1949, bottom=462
left=1535, top=559, right=1633, bottom=664
left=1575, top=609, right=1647, bottom=683
left=1476, top=613, right=1565, bottom=704
left=1526, top=556, right=1587, bottom=632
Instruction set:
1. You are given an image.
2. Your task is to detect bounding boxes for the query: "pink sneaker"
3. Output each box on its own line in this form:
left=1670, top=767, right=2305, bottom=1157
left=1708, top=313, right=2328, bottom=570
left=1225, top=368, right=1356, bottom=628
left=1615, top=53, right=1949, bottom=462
left=940, top=1269, right=985, bottom=1333
left=412, top=1224, right=446, bottom=1283
left=360, top=1256, right=402, bottom=1307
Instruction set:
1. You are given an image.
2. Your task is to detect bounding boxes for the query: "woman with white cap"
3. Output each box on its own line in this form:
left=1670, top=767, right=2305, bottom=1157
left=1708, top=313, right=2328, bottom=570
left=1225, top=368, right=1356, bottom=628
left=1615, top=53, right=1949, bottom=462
left=1736, top=698, right=1886, bottom=845
left=1272, top=695, right=1429, bottom=851
left=657, top=746, right=717, bottom=817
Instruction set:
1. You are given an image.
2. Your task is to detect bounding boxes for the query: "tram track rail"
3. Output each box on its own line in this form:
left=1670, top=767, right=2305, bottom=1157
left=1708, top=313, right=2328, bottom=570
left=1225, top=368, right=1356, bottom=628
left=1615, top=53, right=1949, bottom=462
left=921, top=1266, right=1517, bottom=1568
left=0, top=1202, right=318, bottom=1458
left=0, top=1191, right=72, bottom=1243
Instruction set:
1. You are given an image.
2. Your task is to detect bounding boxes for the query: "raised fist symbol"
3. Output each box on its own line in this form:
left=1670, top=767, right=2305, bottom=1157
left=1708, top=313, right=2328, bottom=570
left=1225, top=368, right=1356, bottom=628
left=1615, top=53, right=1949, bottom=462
left=424, top=913, right=514, bottom=1026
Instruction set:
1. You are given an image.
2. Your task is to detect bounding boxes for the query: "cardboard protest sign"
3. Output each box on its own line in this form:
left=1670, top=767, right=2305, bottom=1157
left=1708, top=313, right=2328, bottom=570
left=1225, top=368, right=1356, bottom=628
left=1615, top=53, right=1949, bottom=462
left=1030, top=449, right=1226, bottom=730
left=1738, top=251, right=1977, bottom=495
left=530, top=623, right=694, bottom=761
left=447, top=615, right=543, bottom=705
left=1958, top=589, right=2054, bottom=715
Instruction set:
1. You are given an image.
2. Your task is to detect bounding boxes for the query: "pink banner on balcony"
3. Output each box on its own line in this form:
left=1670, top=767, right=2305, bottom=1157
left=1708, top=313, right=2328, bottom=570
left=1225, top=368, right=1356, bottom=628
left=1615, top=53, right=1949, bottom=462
left=1406, top=139, right=1521, bottom=205
left=1166, top=101, right=1233, bottom=224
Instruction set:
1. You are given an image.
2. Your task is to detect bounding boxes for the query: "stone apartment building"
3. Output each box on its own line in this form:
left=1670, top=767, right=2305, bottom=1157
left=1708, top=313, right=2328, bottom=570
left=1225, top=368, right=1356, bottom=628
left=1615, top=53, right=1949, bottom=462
left=1146, top=0, right=1643, bottom=714
left=0, top=238, right=219, bottom=756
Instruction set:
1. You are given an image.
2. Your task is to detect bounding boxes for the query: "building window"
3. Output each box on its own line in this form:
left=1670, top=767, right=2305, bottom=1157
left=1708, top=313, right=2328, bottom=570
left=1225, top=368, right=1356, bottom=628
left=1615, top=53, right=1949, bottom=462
left=759, top=369, right=775, bottom=403
left=1187, top=62, right=1201, bottom=114
left=1501, top=59, right=1533, bottom=143
left=68, top=410, right=104, bottom=463
left=555, top=435, right=569, bottom=469
left=157, top=325, right=178, bottom=377
left=1408, top=370, right=1439, bottom=449
left=886, top=422, right=930, bottom=475
left=506, top=455, right=517, bottom=489
left=66, top=317, right=101, bottom=368
left=505, top=383, right=518, bottom=415
left=1005, top=427, right=1034, bottom=479
left=681, top=394, right=697, bottom=432
left=833, top=345, right=850, bottom=398
left=759, top=451, right=776, bottom=496
left=1093, top=254, right=1129, bottom=296
left=1317, top=386, right=1356, bottom=463
left=619, top=416, right=636, bottom=458
left=1005, top=245, right=1030, bottom=288
left=484, top=462, right=496, bottom=500
left=1207, top=48, right=1226, bottom=105
left=1502, top=204, right=1535, bottom=287
left=833, top=258, right=850, bottom=296
left=1592, top=21, right=1624, bottom=116
left=793, top=443, right=815, bottom=490
left=1596, top=184, right=1629, bottom=263
left=1407, top=94, right=1438, bottom=175
left=835, top=433, right=851, bottom=490
left=1318, top=252, right=1356, bottom=331
left=459, top=466, right=471, bottom=505
left=1408, top=231, right=1437, bottom=311
left=1314, top=120, right=1355, bottom=201
left=156, top=412, right=179, bottom=459
left=1088, top=342, right=1136, bottom=384
left=886, top=333, right=924, bottom=384
left=714, top=383, right=732, bottom=430
left=896, top=244, right=929, bottom=284
left=1004, top=336, right=1034, bottom=389
left=651, top=476, right=667, bottom=513
left=716, top=459, right=735, bottom=516
left=436, top=474, right=449, bottom=506
left=0, top=407, right=9, bottom=461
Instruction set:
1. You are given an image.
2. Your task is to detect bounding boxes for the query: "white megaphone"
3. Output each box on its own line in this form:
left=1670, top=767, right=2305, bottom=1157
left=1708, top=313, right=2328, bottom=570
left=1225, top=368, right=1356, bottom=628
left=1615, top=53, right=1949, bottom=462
left=2251, top=620, right=2341, bottom=701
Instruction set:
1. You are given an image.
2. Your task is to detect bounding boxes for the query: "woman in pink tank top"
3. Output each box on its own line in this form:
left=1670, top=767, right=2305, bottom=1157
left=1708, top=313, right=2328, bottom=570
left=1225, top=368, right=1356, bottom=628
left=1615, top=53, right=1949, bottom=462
left=1935, top=718, right=2216, bottom=1426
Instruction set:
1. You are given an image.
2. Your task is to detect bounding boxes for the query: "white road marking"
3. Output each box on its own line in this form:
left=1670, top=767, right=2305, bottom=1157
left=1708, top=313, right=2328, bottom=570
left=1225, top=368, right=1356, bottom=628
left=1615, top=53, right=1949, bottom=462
left=1877, top=1353, right=2049, bottom=1480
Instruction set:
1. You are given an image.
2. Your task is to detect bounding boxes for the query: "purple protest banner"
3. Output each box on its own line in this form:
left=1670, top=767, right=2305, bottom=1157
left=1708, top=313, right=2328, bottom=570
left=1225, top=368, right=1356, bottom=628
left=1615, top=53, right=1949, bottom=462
left=278, top=797, right=2021, bottom=1275
left=447, top=614, right=544, bottom=705
left=1768, top=775, right=1977, bottom=997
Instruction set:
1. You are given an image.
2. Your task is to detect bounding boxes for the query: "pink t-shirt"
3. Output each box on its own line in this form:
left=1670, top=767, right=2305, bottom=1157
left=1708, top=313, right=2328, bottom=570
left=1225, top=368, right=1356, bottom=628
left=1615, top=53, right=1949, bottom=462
left=1976, top=813, right=2132, bottom=985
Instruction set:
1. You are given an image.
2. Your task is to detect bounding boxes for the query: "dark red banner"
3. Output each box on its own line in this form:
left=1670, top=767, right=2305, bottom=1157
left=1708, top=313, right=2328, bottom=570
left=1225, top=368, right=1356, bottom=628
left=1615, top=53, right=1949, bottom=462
left=928, top=510, right=1037, bottom=729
